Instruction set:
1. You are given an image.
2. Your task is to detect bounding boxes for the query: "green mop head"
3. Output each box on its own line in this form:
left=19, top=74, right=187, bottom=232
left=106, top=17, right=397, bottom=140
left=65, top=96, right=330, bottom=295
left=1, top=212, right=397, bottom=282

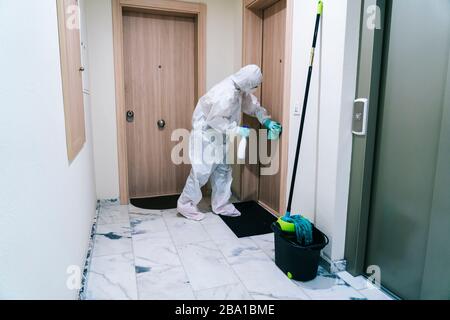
left=277, top=212, right=313, bottom=246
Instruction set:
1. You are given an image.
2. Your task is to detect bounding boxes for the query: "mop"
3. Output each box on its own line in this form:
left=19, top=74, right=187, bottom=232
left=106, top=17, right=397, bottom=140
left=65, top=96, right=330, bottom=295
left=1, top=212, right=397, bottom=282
left=277, top=0, right=323, bottom=246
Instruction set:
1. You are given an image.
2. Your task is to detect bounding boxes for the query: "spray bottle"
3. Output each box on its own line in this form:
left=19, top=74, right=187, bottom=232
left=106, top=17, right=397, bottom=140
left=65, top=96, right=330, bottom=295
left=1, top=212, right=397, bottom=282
left=237, top=126, right=249, bottom=160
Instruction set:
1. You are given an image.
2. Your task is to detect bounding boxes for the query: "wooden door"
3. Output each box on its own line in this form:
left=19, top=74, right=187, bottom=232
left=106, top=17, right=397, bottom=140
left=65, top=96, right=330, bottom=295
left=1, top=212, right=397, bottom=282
left=123, top=11, right=195, bottom=199
left=258, top=0, right=286, bottom=213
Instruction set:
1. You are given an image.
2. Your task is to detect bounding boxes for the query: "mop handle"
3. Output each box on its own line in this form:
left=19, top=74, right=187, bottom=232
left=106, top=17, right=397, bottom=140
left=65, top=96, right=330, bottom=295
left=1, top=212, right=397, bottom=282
left=286, top=1, right=323, bottom=216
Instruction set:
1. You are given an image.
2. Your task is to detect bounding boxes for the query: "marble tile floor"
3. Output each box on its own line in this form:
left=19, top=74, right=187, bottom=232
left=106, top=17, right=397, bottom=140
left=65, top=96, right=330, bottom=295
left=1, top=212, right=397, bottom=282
left=83, top=199, right=394, bottom=301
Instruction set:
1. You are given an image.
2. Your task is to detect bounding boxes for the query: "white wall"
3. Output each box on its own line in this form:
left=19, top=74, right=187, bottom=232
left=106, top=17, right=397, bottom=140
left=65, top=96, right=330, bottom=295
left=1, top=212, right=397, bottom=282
left=0, top=0, right=97, bottom=299
left=85, top=0, right=120, bottom=200
left=287, top=0, right=361, bottom=261
left=194, top=0, right=243, bottom=87
left=85, top=0, right=242, bottom=200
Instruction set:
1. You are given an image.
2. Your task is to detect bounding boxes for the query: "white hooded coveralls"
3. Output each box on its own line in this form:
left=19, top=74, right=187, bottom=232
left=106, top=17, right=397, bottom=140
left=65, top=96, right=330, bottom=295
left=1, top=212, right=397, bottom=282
left=177, top=65, right=271, bottom=220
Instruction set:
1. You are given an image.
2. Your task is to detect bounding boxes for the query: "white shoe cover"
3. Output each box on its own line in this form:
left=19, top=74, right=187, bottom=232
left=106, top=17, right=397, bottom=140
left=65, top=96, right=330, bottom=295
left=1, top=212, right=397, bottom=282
left=213, top=204, right=241, bottom=217
left=177, top=203, right=206, bottom=221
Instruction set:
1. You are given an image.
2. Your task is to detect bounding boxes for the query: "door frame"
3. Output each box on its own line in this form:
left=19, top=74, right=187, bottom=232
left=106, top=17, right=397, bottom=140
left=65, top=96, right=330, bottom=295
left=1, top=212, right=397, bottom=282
left=112, top=0, right=206, bottom=204
left=240, top=0, right=293, bottom=216
left=344, top=0, right=388, bottom=276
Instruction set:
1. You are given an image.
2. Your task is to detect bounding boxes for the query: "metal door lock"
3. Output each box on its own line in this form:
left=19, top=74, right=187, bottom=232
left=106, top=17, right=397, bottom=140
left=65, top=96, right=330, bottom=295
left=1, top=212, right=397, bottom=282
left=126, top=110, right=135, bottom=123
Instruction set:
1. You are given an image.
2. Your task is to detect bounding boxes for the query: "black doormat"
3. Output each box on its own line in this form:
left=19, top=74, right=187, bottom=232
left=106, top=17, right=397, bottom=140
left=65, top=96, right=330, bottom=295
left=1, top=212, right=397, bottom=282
left=221, top=201, right=278, bottom=238
left=130, top=195, right=180, bottom=210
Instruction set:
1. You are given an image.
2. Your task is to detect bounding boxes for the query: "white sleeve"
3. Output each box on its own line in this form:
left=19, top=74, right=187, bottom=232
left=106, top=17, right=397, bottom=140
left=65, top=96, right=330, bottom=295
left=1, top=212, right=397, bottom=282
left=242, top=93, right=271, bottom=125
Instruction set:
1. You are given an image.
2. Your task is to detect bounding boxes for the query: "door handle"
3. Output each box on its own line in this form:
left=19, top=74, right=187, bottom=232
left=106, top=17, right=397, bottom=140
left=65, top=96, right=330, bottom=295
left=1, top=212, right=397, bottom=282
left=157, top=119, right=166, bottom=129
left=352, top=98, right=369, bottom=136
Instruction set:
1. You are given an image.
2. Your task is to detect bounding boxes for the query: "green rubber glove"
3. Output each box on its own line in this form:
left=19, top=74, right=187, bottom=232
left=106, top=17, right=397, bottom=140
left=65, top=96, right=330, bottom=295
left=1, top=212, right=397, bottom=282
left=264, top=120, right=282, bottom=140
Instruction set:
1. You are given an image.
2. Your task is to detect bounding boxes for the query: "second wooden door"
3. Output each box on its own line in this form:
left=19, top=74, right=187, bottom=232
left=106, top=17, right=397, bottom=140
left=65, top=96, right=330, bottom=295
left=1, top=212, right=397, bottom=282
left=259, top=0, right=286, bottom=213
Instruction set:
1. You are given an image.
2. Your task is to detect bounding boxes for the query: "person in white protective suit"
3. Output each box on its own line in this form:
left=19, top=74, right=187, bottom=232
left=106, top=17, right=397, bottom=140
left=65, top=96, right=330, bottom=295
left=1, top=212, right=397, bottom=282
left=177, top=65, right=282, bottom=221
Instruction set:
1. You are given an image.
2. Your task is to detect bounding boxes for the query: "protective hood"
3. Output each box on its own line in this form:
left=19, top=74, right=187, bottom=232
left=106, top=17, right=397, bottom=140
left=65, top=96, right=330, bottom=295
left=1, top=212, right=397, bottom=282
left=231, top=65, right=263, bottom=93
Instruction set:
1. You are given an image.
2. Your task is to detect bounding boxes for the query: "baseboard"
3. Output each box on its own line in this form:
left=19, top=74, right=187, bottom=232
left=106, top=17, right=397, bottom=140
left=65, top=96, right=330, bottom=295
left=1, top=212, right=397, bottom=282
left=320, top=254, right=347, bottom=274
left=78, top=201, right=101, bottom=300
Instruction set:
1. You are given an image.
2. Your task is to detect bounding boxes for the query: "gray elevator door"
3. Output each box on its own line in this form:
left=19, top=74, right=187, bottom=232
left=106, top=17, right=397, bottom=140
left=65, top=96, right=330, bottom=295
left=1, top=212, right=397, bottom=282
left=365, top=0, right=450, bottom=299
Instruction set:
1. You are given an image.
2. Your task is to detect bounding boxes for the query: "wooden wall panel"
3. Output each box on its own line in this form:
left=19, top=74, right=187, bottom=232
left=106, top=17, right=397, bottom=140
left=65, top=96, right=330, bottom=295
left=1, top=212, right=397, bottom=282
left=57, top=0, right=86, bottom=162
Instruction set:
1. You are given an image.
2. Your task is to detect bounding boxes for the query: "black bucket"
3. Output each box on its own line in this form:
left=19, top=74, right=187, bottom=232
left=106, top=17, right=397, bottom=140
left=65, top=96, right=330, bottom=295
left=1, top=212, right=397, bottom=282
left=272, top=222, right=329, bottom=282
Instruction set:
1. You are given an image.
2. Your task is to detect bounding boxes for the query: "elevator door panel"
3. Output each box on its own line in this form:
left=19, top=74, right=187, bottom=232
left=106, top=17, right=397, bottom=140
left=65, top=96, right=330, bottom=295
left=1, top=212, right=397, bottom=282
left=365, top=0, right=450, bottom=299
